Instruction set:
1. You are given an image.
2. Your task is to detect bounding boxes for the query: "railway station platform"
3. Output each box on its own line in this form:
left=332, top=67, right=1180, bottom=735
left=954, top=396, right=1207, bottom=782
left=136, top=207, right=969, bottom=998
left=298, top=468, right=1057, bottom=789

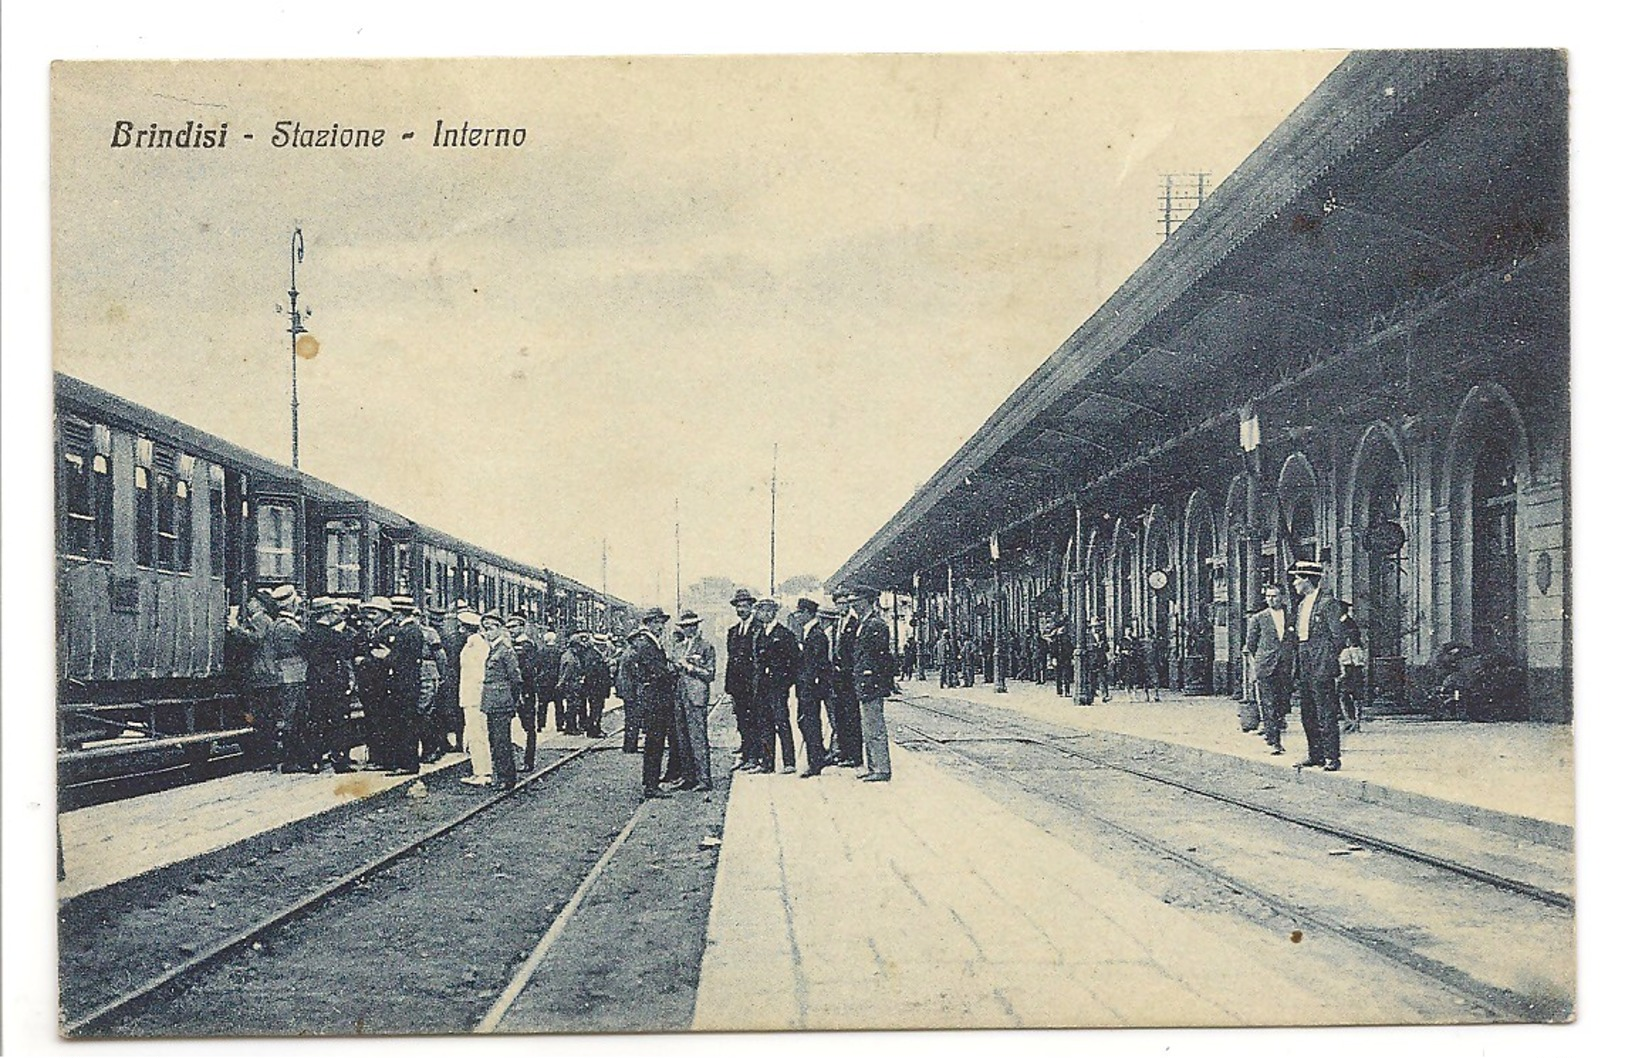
left=693, top=684, right=1577, bottom=1031
left=57, top=715, right=619, bottom=900
left=905, top=679, right=1575, bottom=834
left=693, top=731, right=1429, bottom=1030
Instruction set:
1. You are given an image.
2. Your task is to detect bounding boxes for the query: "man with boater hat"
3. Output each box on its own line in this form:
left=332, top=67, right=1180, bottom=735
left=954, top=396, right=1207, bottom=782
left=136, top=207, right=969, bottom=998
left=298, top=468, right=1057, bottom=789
left=1290, top=559, right=1351, bottom=771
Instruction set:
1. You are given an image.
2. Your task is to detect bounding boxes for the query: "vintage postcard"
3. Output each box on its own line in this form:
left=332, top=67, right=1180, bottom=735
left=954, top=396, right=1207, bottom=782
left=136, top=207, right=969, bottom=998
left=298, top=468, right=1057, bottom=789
left=43, top=48, right=1572, bottom=1045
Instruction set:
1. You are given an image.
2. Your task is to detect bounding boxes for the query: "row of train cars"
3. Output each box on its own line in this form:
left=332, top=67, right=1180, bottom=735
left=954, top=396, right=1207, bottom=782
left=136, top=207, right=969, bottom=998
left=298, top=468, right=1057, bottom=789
left=54, top=372, right=640, bottom=802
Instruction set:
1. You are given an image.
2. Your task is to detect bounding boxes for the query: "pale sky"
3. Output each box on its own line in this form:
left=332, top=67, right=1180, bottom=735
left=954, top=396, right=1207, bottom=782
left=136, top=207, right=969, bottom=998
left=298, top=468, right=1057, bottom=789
left=52, top=52, right=1344, bottom=604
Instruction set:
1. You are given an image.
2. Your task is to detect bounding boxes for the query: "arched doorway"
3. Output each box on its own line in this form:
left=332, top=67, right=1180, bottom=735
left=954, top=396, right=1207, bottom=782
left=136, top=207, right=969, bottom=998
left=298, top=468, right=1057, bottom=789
left=1446, top=384, right=1531, bottom=663
left=1349, top=425, right=1409, bottom=709
left=1279, top=453, right=1320, bottom=572
left=1472, top=431, right=1520, bottom=656
left=1183, top=490, right=1217, bottom=694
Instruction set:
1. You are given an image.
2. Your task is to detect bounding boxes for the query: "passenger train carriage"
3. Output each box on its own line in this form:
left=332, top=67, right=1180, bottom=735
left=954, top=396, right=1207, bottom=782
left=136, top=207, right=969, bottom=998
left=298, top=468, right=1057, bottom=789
left=55, top=373, right=634, bottom=782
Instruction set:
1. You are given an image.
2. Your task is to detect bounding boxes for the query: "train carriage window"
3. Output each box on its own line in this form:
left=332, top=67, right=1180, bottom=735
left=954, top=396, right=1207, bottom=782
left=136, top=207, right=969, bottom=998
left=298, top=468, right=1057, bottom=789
left=93, top=426, right=113, bottom=560
left=57, top=418, right=104, bottom=559
left=208, top=465, right=226, bottom=578
left=175, top=455, right=195, bottom=572
left=394, top=541, right=412, bottom=596
left=256, top=502, right=297, bottom=580
left=325, top=519, right=362, bottom=595
left=134, top=467, right=154, bottom=568
left=154, top=461, right=176, bottom=571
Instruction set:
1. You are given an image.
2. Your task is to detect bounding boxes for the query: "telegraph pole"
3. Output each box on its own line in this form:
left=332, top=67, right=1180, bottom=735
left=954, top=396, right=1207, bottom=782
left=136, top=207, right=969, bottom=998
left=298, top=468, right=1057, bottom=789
left=600, top=538, right=608, bottom=633
left=675, top=498, right=682, bottom=613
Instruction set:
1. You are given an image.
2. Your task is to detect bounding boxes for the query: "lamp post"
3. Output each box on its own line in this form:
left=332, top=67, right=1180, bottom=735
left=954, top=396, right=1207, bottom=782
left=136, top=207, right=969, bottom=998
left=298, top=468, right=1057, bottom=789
left=992, top=533, right=1007, bottom=693
left=286, top=228, right=309, bottom=469
left=1073, top=500, right=1086, bottom=705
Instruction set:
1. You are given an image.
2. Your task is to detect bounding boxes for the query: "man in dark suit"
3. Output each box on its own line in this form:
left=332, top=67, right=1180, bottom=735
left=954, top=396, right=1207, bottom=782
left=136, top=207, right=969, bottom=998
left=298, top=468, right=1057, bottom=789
left=1244, top=583, right=1294, bottom=755
left=749, top=598, right=800, bottom=773
left=1290, top=560, right=1351, bottom=771
left=830, top=589, right=865, bottom=767
left=849, top=585, right=896, bottom=782
left=796, top=603, right=836, bottom=777
left=625, top=607, right=679, bottom=799
left=723, top=589, right=758, bottom=770
left=1050, top=619, right=1074, bottom=697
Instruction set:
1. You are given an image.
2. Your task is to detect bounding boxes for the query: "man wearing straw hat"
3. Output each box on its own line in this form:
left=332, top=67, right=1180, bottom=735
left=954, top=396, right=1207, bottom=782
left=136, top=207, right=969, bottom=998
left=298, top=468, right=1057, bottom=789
left=1290, top=560, right=1350, bottom=772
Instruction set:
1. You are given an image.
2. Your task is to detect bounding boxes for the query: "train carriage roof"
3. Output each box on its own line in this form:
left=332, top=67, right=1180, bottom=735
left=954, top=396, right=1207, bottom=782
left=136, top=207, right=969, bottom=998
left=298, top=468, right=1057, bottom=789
left=55, top=372, right=637, bottom=611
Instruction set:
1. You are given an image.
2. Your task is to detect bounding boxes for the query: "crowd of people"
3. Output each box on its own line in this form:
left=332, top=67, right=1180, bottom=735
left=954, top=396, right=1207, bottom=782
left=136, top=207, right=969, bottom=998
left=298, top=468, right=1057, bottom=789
left=226, top=590, right=613, bottom=790
left=907, top=562, right=1370, bottom=771
left=224, top=579, right=903, bottom=801
left=618, top=583, right=899, bottom=800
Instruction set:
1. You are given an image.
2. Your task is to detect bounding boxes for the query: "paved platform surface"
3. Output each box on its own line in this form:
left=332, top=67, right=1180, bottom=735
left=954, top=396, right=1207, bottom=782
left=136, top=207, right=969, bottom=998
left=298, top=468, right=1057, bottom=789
left=693, top=739, right=1456, bottom=1030
left=58, top=712, right=618, bottom=900
left=909, top=679, right=1574, bottom=828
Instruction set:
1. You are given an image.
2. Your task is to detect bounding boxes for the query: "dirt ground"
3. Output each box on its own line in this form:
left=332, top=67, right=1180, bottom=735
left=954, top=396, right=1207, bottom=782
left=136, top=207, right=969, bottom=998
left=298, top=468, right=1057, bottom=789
left=62, top=711, right=736, bottom=1038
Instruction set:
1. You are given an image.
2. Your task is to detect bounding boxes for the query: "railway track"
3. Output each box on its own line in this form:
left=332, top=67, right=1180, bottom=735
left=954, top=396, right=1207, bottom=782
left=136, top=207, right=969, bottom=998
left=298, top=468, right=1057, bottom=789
left=63, top=726, right=629, bottom=1036
left=889, top=693, right=1574, bottom=1024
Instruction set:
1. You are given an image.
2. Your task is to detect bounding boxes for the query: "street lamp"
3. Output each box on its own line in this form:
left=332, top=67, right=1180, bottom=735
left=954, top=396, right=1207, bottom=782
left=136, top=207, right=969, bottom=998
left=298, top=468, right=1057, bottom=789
left=283, top=227, right=316, bottom=469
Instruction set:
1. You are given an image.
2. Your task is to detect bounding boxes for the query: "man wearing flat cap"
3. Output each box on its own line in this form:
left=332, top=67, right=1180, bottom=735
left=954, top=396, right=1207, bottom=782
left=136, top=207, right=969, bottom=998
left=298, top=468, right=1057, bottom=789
left=1290, top=560, right=1351, bottom=772
left=724, top=588, right=759, bottom=770
left=378, top=597, right=426, bottom=775
left=505, top=616, right=542, bottom=771
left=625, top=607, right=680, bottom=798
left=849, top=586, right=895, bottom=782
left=263, top=585, right=314, bottom=772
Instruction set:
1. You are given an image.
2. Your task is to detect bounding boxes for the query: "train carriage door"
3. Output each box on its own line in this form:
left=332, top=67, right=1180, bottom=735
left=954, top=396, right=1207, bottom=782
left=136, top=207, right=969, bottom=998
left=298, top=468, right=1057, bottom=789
left=224, top=470, right=249, bottom=608
left=378, top=527, right=415, bottom=598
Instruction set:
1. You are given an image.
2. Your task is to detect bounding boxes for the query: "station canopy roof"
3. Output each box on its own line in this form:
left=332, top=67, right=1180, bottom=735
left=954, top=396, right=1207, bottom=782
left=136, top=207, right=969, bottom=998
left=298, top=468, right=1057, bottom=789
left=832, top=49, right=1566, bottom=592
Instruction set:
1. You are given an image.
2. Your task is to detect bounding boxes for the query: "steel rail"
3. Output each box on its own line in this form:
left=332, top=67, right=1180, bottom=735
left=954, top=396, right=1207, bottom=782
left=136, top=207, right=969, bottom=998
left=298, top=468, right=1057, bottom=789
left=62, top=726, right=621, bottom=1037
left=890, top=711, right=1566, bottom=1023
left=898, top=696, right=1573, bottom=910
